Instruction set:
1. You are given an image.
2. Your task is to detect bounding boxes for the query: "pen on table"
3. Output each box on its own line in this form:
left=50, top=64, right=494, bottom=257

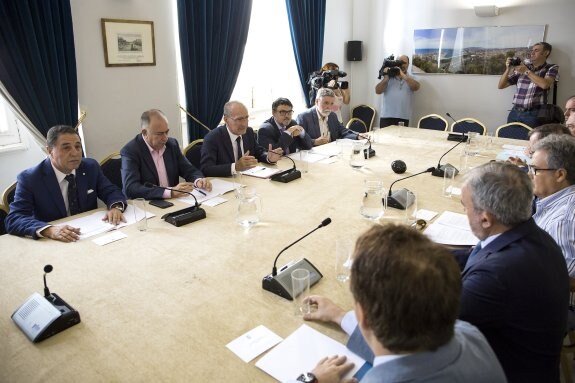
left=195, top=188, right=207, bottom=196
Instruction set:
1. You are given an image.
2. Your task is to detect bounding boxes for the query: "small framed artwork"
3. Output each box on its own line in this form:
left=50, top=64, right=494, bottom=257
left=101, top=18, right=156, bottom=67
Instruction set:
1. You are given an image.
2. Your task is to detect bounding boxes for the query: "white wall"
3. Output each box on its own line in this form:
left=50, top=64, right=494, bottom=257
left=0, top=129, right=46, bottom=193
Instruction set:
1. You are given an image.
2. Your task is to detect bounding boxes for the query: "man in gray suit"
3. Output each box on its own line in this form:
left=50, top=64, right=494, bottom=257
left=293, top=224, right=506, bottom=383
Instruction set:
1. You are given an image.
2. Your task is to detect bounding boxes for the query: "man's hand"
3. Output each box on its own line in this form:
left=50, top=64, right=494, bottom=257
left=357, top=133, right=370, bottom=140
left=314, top=137, right=329, bottom=146
left=103, top=207, right=126, bottom=226
left=235, top=150, right=258, bottom=171
left=311, top=355, right=356, bottom=383
left=267, top=144, right=283, bottom=163
left=41, top=225, right=81, bottom=243
left=287, top=125, right=304, bottom=137
left=507, top=156, right=527, bottom=167
left=170, top=181, right=195, bottom=198
left=303, top=295, right=347, bottom=325
left=194, top=178, right=212, bottom=192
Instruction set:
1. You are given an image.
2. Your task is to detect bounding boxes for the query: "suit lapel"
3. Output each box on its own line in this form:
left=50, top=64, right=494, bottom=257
left=220, top=126, right=235, bottom=161
left=41, top=159, right=67, bottom=217
left=75, top=161, right=89, bottom=212
left=137, top=135, right=160, bottom=184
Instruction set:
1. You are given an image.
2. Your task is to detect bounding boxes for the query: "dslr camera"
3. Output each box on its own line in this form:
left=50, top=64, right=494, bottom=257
left=308, top=70, right=348, bottom=90
left=378, top=55, right=404, bottom=79
left=509, top=57, right=522, bottom=66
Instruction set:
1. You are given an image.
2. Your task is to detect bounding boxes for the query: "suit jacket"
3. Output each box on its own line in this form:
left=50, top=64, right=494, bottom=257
left=455, top=218, right=568, bottom=383
left=257, top=117, right=313, bottom=154
left=349, top=321, right=506, bottom=383
left=295, top=106, right=357, bottom=142
left=120, top=134, right=204, bottom=199
left=200, top=125, right=269, bottom=177
left=5, top=158, right=126, bottom=239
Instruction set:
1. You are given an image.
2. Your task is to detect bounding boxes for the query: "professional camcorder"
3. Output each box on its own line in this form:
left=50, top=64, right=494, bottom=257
left=308, top=70, right=348, bottom=90
left=378, top=55, right=404, bottom=79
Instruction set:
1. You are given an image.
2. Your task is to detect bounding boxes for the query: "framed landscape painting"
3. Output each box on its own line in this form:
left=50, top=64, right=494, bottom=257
left=101, top=18, right=156, bottom=67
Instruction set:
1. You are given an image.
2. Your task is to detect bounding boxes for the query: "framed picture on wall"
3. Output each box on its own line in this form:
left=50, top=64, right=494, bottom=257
left=101, top=18, right=156, bottom=67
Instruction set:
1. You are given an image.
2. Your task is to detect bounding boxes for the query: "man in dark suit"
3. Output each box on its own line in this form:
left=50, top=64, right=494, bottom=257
left=293, top=225, right=505, bottom=383
left=200, top=101, right=282, bottom=177
left=121, top=109, right=211, bottom=200
left=258, top=98, right=313, bottom=154
left=6, top=125, right=127, bottom=242
left=295, top=88, right=361, bottom=147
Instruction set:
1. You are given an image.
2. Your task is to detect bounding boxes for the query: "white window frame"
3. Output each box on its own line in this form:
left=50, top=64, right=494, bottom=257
left=0, top=96, right=27, bottom=152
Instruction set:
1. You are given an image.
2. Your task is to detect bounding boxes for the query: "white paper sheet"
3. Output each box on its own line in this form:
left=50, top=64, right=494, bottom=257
left=92, top=231, right=128, bottom=246
left=226, top=325, right=283, bottom=363
left=255, top=324, right=365, bottom=382
left=424, top=211, right=479, bottom=246
left=241, top=166, right=282, bottom=179
left=178, top=178, right=238, bottom=205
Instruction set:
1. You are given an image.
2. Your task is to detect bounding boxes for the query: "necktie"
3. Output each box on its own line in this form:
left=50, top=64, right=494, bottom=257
left=236, top=136, right=242, bottom=161
left=65, top=174, right=80, bottom=216
left=467, top=243, right=482, bottom=266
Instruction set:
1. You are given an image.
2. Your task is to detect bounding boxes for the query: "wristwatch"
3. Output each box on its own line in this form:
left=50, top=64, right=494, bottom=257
left=296, top=372, right=318, bottom=383
left=110, top=202, right=125, bottom=212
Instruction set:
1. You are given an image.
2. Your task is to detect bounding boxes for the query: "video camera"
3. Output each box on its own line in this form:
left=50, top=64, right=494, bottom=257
left=378, top=55, right=404, bottom=79
left=308, top=70, right=348, bottom=90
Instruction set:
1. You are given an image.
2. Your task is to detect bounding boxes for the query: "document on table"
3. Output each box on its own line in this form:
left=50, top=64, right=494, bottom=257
left=287, top=152, right=330, bottom=164
left=227, top=325, right=283, bottom=363
left=178, top=179, right=238, bottom=205
left=255, top=324, right=365, bottom=382
left=241, top=166, right=282, bottom=179
left=424, top=211, right=479, bottom=246
left=496, top=144, right=529, bottom=162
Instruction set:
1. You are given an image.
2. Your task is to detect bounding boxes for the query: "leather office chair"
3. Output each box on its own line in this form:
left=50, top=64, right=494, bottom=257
left=2, top=181, right=16, bottom=211
left=99, top=152, right=123, bottom=190
left=351, top=104, right=376, bottom=132
left=346, top=118, right=368, bottom=134
left=183, top=139, right=203, bottom=169
left=0, top=204, right=7, bottom=235
left=417, top=114, right=448, bottom=131
left=495, top=122, right=532, bottom=140
left=451, top=118, right=487, bottom=135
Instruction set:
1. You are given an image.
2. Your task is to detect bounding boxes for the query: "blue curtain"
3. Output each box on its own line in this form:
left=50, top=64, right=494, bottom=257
left=0, top=0, right=78, bottom=137
left=177, top=0, right=252, bottom=140
left=285, top=0, right=326, bottom=107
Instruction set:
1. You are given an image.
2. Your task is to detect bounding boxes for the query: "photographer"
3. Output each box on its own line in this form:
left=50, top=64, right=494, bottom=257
left=308, top=63, right=350, bottom=123
left=375, top=55, right=420, bottom=128
left=498, top=42, right=559, bottom=128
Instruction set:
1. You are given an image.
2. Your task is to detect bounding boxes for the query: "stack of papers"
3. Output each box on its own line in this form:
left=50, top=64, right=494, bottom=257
left=424, top=211, right=479, bottom=246
left=178, top=179, right=240, bottom=205
left=241, top=166, right=282, bottom=179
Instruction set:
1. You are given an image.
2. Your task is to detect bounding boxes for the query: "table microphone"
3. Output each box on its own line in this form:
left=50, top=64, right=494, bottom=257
left=262, top=218, right=331, bottom=300
left=431, top=134, right=467, bottom=177
left=446, top=112, right=457, bottom=124
left=386, top=167, right=435, bottom=210
left=271, top=155, right=301, bottom=183
left=144, top=183, right=206, bottom=226
left=445, top=112, right=468, bottom=142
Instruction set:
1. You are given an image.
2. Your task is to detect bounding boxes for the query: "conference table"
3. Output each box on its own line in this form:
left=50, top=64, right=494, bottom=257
left=0, top=126, right=525, bottom=382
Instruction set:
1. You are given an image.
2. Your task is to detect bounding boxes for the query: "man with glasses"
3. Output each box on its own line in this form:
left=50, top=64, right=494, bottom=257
left=258, top=98, right=312, bottom=154
left=200, top=101, right=283, bottom=177
left=498, top=42, right=559, bottom=128
left=530, top=134, right=575, bottom=276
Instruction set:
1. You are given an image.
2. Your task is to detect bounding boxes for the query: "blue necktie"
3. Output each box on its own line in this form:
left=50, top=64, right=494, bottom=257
left=467, top=243, right=482, bottom=265
left=65, top=174, right=80, bottom=216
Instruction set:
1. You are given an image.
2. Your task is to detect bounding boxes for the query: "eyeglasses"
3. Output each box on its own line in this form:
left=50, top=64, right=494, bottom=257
left=229, top=116, right=249, bottom=122
left=277, top=110, right=294, bottom=116
left=527, top=165, right=558, bottom=175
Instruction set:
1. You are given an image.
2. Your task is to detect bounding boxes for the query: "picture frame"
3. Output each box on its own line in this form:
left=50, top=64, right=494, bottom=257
left=101, top=18, right=156, bottom=67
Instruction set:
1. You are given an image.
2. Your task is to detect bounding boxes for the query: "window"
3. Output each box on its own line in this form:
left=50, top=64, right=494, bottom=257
left=0, top=95, right=24, bottom=150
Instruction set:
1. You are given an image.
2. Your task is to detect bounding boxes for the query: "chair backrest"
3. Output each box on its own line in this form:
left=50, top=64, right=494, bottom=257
left=451, top=118, right=486, bottom=135
left=99, top=152, right=123, bottom=190
left=346, top=118, right=367, bottom=134
left=0, top=204, right=8, bottom=235
left=495, top=122, right=532, bottom=140
left=417, top=114, right=448, bottom=131
left=351, top=104, right=376, bottom=132
left=183, top=139, right=204, bottom=169
left=2, top=181, right=16, bottom=209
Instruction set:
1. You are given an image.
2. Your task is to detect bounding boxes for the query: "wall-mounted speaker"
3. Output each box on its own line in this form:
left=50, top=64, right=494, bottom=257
left=347, top=41, right=362, bottom=61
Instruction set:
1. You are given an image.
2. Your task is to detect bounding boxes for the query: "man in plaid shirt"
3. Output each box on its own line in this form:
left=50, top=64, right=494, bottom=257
left=498, top=42, right=559, bottom=128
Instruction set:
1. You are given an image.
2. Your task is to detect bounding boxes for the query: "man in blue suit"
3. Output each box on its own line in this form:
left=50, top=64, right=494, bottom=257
left=121, top=109, right=211, bottom=200
left=6, top=125, right=127, bottom=242
left=293, top=224, right=505, bottom=383
left=200, top=101, right=283, bottom=177
left=295, top=88, right=362, bottom=147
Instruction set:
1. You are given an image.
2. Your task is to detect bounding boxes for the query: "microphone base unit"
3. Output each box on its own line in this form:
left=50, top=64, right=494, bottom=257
left=262, top=258, right=323, bottom=300
left=447, top=132, right=468, bottom=142
left=364, top=147, right=376, bottom=159
left=270, top=168, right=301, bottom=183
left=431, top=164, right=459, bottom=178
left=385, top=188, right=416, bottom=210
left=162, top=206, right=206, bottom=227
left=12, top=292, right=81, bottom=343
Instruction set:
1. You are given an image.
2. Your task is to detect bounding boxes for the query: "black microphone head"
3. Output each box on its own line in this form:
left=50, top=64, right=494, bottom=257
left=144, top=182, right=155, bottom=188
left=446, top=112, right=451, bottom=118
left=426, top=167, right=436, bottom=172
left=44, top=265, right=53, bottom=273
left=320, top=218, right=332, bottom=227
left=391, top=160, right=407, bottom=174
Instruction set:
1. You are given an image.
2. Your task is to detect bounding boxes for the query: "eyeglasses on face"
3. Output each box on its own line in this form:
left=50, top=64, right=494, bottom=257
left=277, top=110, right=294, bottom=116
left=527, top=165, right=558, bottom=176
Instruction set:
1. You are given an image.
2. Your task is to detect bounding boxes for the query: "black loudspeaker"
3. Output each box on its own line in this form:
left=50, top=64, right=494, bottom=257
left=347, top=41, right=362, bottom=61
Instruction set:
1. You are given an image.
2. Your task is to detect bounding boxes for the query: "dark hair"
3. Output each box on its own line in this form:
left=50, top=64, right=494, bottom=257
left=350, top=224, right=461, bottom=353
left=535, top=42, right=552, bottom=56
left=272, top=98, right=293, bottom=112
left=530, top=123, right=570, bottom=139
left=321, top=62, right=339, bottom=72
left=140, top=109, right=167, bottom=129
left=533, top=134, right=575, bottom=185
left=46, top=125, right=79, bottom=148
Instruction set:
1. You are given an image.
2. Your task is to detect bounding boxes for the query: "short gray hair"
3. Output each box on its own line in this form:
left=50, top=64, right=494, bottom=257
left=316, top=88, right=336, bottom=99
left=223, top=101, right=244, bottom=117
left=140, top=109, right=167, bottom=130
left=463, top=162, right=533, bottom=227
left=533, top=134, right=575, bottom=185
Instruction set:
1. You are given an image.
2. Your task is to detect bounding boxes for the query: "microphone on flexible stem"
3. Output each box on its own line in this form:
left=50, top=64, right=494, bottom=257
left=271, top=155, right=301, bottom=183
left=446, top=112, right=457, bottom=124
left=431, top=135, right=467, bottom=177
left=445, top=112, right=468, bottom=142
left=363, top=133, right=376, bottom=159
left=386, top=167, right=435, bottom=210
left=144, top=183, right=206, bottom=226
left=43, top=265, right=53, bottom=298
left=262, top=218, right=331, bottom=300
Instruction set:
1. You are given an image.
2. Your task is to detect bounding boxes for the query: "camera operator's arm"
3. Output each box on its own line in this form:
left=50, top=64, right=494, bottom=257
left=498, top=58, right=513, bottom=89
left=515, top=64, right=555, bottom=90
left=375, top=68, right=390, bottom=94
left=399, top=69, right=420, bottom=91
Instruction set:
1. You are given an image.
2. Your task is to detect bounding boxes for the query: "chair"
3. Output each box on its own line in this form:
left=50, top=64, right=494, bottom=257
left=346, top=118, right=367, bottom=134
left=451, top=118, right=486, bottom=135
left=351, top=104, right=376, bottom=132
left=495, top=122, right=532, bottom=140
left=99, top=152, right=123, bottom=190
left=0, top=204, right=7, bottom=235
left=417, top=114, right=448, bottom=131
left=2, top=181, right=16, bottom=210
left=183, top=139, right=203, bottom=169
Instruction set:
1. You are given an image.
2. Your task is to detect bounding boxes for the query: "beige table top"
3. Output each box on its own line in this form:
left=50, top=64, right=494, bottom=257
left=0, top=127, right=525, bottom=382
